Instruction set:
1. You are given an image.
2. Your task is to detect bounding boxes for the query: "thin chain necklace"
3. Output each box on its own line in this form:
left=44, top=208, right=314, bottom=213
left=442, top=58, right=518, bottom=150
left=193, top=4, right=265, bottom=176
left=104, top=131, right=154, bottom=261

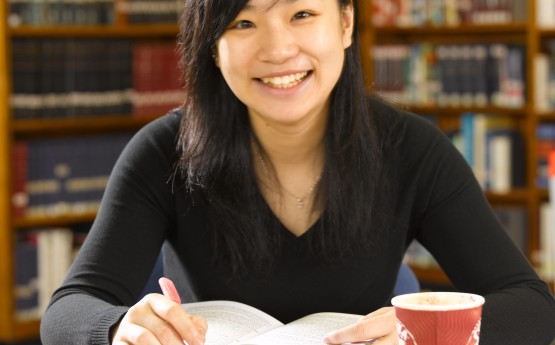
left=255, top=149, right=323, bottom=209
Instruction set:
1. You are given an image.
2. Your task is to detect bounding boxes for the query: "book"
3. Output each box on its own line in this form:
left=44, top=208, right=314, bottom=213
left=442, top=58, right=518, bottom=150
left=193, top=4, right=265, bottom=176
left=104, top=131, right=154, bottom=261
left=37, top=228, right=74, bottom=315
left=132, top=40, right=186, bottom=116
left=180, top=300, right=364, bottom=345
left=539, top=202, right=554, bottom=285
left=14, top=231, right=39, bottom=320
left=14, top=132, right=133, bottom=218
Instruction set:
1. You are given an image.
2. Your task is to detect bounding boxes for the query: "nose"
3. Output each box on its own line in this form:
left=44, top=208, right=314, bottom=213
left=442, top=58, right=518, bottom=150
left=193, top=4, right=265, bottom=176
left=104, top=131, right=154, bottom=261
left=257, top=26, right=299, bottom=64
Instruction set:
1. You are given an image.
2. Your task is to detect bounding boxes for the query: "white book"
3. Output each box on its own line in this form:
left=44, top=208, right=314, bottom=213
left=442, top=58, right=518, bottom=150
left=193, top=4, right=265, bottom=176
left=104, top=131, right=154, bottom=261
left=182, top=300, right=365, bottom=345
left=37, top=230, right=53, bottom=315
left=539, top=203, right=554, bottom=287
left=537, top=0, right=555, bottom=28
left=51, top=228, right=73, bottom=295
left=535, top=54, right=550, bottom=112
left=488, top=135, right=512, bottom=194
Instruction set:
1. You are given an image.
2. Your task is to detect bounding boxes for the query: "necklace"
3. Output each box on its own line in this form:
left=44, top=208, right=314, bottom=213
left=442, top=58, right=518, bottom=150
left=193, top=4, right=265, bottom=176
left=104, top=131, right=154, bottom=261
left=255, top=150, right=323, bottom=208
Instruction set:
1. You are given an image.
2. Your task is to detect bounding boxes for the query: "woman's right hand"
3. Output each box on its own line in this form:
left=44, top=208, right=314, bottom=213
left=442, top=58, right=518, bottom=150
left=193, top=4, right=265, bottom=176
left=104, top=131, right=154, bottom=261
left=112, top=293, right=208, bottom=345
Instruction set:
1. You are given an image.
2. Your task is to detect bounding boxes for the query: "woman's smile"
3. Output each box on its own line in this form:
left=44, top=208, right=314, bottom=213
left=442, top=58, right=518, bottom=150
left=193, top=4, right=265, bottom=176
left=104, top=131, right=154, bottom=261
left=258, top=71, right=312, bottom=89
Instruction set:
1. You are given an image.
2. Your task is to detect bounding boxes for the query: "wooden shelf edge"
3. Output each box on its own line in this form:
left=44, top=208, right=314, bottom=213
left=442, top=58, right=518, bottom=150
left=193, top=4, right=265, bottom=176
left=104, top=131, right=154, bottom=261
left=13, top=211, right=97, bottom=229
left=11, top=115, right=160, bottom=134
left=484, top=189, right=531, bottom=203
left=373, top=22, right=528, bottom=35
left=8, top=24, right=180, bottom=38
left=404, top=105, right=527, bottom=116
left=0, top=319, right=40, bottom=343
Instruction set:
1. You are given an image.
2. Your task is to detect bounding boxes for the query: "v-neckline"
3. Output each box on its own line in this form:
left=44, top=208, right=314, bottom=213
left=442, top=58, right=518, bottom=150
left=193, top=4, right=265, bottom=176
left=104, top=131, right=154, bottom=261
left=254, top=183, right=323, bottom=239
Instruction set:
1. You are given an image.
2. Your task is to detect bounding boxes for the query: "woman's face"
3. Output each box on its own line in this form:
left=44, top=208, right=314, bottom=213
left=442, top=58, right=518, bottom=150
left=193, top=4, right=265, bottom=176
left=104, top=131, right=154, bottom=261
left=215, top=0, right=354, bottom=127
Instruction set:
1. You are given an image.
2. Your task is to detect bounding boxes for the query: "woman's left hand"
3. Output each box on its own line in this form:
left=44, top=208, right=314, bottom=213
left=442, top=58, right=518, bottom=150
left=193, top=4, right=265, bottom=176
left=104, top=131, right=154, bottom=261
left=323, top=307, right=398, bottom=345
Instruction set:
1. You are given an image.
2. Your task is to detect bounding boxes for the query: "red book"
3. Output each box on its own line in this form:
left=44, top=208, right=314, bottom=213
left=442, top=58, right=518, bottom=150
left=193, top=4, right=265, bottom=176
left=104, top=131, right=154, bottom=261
left=11, top=141, right=28, bottom=218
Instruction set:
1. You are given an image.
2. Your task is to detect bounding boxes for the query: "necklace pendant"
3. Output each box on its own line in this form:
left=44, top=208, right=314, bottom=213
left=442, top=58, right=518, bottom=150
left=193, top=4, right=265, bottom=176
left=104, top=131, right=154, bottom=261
left=296, top=198, right=304, bottom=208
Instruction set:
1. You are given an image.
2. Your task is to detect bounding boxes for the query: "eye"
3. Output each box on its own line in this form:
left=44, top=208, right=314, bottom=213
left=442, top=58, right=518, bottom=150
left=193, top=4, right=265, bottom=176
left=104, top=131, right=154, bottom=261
left=292, top=11, right=313, bottom=21
left=231, top=20, right=255, bottom=30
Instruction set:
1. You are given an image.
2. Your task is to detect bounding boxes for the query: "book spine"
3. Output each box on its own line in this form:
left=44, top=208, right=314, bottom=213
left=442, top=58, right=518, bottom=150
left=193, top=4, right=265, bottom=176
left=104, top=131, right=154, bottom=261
left=12, top=141, right=29, bottom=218
left=14, top=231, right=40, bottom=320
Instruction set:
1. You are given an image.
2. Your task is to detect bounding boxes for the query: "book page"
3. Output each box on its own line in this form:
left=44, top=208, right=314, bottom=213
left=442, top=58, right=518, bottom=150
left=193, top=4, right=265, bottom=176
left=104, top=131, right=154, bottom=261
left=239, top=312, right=362, bottom=345
left=182, top=301, right=284, bottom=345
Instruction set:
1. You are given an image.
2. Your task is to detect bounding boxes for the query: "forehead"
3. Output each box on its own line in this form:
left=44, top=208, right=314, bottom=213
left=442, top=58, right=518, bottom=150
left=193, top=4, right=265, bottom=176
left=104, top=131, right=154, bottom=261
left=243, top=0, right=302, bottom=11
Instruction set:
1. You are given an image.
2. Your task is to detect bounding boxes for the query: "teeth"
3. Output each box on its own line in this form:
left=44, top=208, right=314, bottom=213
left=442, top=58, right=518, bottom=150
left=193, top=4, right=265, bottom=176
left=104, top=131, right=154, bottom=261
left=260, top=72, right=309, bottom=88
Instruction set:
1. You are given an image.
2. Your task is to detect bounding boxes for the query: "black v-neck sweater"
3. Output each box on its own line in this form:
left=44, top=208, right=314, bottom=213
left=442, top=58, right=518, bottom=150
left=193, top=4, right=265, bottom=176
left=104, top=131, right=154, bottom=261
left=41, top=99, right=555, bottom=344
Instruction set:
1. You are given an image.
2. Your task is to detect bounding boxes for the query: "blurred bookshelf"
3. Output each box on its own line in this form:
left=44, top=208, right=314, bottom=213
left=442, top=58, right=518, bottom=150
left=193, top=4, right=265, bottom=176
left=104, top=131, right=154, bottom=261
left=0, top=0, right=184, bottom=342
left=359, top=0, right=555, bottom=293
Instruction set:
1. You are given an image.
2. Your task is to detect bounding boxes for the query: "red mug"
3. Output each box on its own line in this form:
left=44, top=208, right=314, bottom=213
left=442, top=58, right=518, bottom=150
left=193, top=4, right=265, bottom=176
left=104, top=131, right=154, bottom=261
left=391, top=292, right=485, bottom=345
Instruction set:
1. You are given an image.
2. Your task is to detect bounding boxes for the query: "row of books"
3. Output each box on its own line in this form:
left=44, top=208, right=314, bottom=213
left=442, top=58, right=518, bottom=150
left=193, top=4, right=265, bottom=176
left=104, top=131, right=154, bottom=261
left=14, top=225, right=89, bottom=320
left=7, top=0, right=115, bottom=26
left=10, top=38, right=185, bottom=119
left=534, top=40, right=555, bottom=112
left=11, top=132, right=133, bottom=219
left=7, top=0, right=182, bottom=26
left=404, top=205, right=528, bottom=269
left=371, top=0, right=527, bottom=28
left=372, top=43, right=526, bottom=109
left=452, top=113, right=525, bottom=193
left=119, top=0, right=183, bottom=24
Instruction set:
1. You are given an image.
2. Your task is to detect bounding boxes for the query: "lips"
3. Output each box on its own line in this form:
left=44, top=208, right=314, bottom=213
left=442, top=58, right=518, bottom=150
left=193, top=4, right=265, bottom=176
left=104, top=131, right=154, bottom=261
left=258, top=71, right=312, bottom=88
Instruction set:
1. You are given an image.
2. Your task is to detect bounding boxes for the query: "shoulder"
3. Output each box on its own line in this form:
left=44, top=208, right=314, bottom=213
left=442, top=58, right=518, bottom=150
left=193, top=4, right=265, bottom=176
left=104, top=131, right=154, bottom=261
left=367, top=95, right=446, bottom=150
left=116, top=108, right=183, bottom=173
left=134, top=108, right=183, bottom=143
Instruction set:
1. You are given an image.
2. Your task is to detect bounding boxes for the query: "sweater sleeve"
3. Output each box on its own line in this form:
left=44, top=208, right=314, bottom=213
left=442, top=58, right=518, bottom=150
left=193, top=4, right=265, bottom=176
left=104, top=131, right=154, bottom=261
left=403, top=114, right=555, bottom=345
left=40, top=112, right=182, bottom=345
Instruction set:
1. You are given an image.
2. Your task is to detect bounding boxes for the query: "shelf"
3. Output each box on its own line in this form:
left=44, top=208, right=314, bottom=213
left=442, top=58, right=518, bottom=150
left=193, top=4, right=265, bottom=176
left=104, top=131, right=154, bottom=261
left=536, top=111, right=555, bottom=121
left=538, top=28, right=555, bottom=37
left=373, top=23, right=528, bottom=35
left=11, top=114, right=160, bottom=135
left=405, top=105, right=527, bottom=116
left=9, top=319, right=41, bottom=342
left=13, top=211, right=97, bottom=229
left=8, top=24, right=179, bottom=38
left=484, top=189, right=531, bottom=203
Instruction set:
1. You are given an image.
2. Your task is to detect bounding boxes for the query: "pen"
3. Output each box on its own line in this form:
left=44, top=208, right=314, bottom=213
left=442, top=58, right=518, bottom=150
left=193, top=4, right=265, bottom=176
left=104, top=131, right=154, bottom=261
left=159, top=277, right=181, bottom=304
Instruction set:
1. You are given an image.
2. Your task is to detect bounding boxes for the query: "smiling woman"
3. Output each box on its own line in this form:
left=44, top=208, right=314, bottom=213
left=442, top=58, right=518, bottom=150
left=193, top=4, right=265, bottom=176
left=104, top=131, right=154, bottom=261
left=39, top=1, right=555, bottom=345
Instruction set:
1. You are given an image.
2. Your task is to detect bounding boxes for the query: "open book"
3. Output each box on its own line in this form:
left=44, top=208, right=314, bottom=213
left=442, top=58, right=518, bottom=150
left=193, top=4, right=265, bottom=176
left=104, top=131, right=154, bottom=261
left=182, top=300, right=364, bottom=345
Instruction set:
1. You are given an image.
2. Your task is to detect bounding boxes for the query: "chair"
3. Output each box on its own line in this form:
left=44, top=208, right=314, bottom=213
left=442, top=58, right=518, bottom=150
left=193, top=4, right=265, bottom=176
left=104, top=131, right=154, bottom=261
left=393, top=262, right=420, bottom=296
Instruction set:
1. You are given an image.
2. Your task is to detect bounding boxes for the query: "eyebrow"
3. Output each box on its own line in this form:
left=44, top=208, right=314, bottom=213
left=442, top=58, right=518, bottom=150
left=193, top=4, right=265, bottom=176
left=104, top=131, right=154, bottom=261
left=244, top=0, right=300, bottom=12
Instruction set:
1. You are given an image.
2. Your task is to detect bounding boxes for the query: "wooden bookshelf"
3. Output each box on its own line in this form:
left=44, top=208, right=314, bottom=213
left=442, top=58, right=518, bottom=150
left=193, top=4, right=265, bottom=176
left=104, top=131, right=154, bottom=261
left=0, top=1, right=182, bottom=341
left=9, top=24, right=179, bottom=38
left=358, top=0, right=555, bottom=291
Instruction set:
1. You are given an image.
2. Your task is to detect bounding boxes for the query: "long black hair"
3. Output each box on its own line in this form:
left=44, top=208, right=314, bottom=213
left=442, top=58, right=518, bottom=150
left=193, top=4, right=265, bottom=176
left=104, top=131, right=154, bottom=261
left=176, top=0, right=404, bottom=275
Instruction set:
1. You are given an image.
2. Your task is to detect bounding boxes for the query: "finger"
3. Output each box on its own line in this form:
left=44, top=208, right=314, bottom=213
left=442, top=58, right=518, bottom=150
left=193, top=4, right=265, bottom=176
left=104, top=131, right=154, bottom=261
left=120, top=301, right=187, bottom=345
left=117, top=322, right=162, bottom=345
left=148, top=295, right=205, bottom=345
left=191, top=315, right=209, bottom=334
left=324, top=310, right=396, bottom=344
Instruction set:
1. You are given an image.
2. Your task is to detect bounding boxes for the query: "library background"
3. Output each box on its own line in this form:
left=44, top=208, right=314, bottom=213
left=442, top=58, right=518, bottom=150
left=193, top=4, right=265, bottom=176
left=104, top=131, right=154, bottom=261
left=0, top=0, right=554, bottom=344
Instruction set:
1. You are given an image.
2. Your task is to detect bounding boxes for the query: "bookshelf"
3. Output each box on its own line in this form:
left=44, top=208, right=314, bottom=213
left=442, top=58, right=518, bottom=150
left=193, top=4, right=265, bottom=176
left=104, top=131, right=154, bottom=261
left=359, top=0, right=555, bottom=292
left=0, top=0, right=181, bottom=342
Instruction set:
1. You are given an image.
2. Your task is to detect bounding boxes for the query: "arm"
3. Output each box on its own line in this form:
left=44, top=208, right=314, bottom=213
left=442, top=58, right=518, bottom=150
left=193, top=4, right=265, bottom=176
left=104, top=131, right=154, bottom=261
left=326, top=112, right=555, bottom=345
left=40, top=112, right=205, bottom=345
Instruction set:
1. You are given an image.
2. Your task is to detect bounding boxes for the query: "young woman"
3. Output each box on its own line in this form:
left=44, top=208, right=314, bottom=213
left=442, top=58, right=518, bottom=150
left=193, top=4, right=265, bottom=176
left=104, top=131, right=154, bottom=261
left=40, top=0, right=555, bottom=344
